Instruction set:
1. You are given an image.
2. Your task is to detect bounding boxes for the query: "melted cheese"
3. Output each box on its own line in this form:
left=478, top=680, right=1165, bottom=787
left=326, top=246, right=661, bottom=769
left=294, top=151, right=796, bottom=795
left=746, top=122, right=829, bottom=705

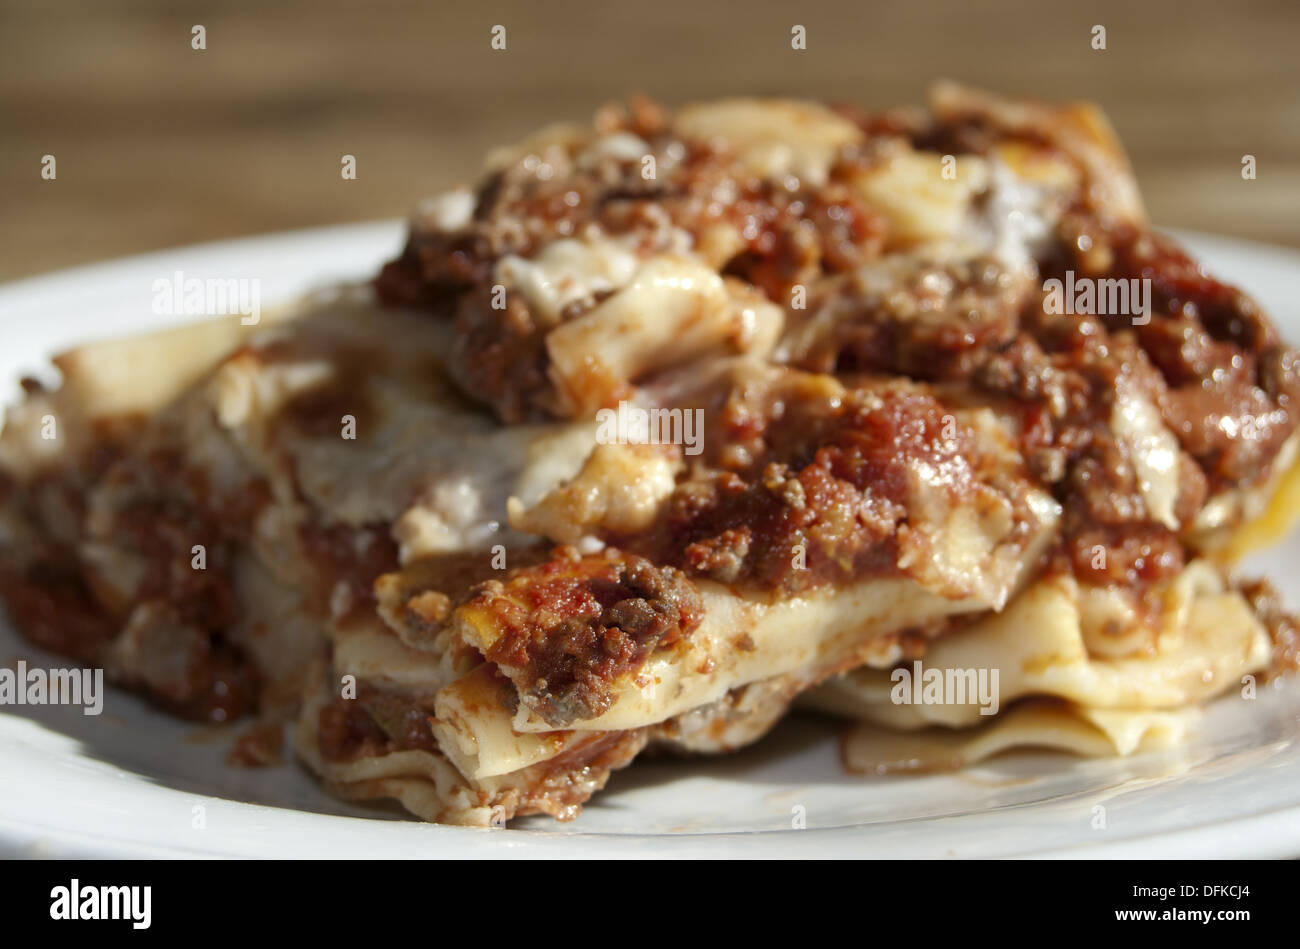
left=929, top=81, right=1147, bottom=227
left=1111, top=388, right=1182, bottom=530
left=412, top=187, right=474, bottom=233
left=675, top=98, right=864, bottom=187
left=545, top=255, right=783, bottom=415
left=853, top=147, right=989, bottom=248
left=507, top=441, right=681, bottom=544
left=495, top=234, right=642, bottom=326
left=963, top=157, right=1062, bottom=271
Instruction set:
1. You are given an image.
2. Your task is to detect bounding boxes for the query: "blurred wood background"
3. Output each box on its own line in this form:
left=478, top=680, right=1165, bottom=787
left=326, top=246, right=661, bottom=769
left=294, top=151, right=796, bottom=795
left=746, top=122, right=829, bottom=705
left=2, top=0, right=1297, bottom=281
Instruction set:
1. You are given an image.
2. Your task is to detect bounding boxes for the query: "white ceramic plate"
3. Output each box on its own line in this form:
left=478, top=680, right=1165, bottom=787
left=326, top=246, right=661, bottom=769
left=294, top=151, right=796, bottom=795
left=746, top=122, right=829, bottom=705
left=2, top=223, right=1299, bottom=859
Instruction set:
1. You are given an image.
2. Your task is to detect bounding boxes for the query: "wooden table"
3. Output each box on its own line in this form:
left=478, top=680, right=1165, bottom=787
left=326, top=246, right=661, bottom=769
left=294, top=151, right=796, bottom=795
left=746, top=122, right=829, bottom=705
left=2, top=0, right=1297, bottom=281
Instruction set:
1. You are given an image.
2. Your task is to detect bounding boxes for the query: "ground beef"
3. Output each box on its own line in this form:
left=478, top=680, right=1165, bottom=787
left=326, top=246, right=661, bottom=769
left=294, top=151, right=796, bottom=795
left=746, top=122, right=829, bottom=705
left=464, top=549, right=704, bottom=726
left=617, top=382, right=992, bottom=593
left=375, top=98, right=889, bottom=423
left=784, top=256, right=1029, bottom=382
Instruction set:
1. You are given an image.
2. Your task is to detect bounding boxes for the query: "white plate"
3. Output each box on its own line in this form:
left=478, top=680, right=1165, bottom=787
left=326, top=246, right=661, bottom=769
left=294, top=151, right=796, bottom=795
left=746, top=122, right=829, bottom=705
left=2, top=223, right=1299, bottom=859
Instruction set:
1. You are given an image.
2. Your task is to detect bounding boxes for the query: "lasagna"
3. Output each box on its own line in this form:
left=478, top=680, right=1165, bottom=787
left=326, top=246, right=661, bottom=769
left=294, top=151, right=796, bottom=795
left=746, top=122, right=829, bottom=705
left=2, top=83, right=1298, bottom=825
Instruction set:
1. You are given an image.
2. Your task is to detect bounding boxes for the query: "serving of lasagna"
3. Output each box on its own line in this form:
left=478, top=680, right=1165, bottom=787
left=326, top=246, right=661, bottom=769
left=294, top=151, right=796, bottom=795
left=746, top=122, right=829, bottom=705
left=2, top=83, right=1298, bottom=826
